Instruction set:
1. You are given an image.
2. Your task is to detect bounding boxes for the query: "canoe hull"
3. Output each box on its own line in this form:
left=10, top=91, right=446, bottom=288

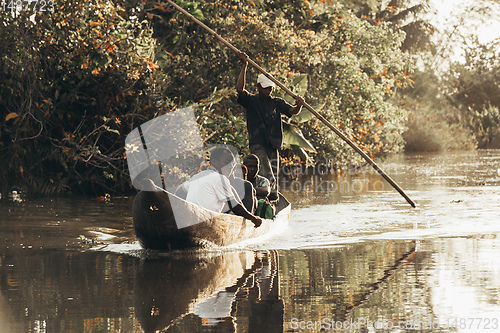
left=132, top=191, right=290, bottom=250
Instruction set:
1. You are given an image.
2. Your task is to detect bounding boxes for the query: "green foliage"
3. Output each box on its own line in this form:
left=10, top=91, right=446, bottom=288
left=280, top=73, right=317, bottom=164
left=331, top=1, right=500, bottom=152
left=444, top=38, right=500, bottom=148
left=195, top=88, right=250, bottom=157
left=145, top=0, right=414, bottom=167
left=325, top=0, right=436, bottom=53
left=282, top=123, right=316, bottom=164
left=472, top=105, right=500, bottom=148
left=448, top=40, right=500, bottom=112
left=399, top=67, right=476, bottom=152
left=293, top=7, right=413, bottom=163
left=1, top=0, right=416, bottom=195
left=399, top=37, right=500, bottom=152
left=0, top=0, right=168, bottom=195
left=402, top=103, right=477, bottom=152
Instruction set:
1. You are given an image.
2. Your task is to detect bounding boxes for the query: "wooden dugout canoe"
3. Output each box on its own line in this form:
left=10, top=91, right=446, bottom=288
left=132, top=190, right=290, bottom=250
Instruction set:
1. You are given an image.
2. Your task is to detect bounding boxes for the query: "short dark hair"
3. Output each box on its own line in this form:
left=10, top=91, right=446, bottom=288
left=210, top=147, right=233, bottom=163
left=243, top=154, right=259, bottom=165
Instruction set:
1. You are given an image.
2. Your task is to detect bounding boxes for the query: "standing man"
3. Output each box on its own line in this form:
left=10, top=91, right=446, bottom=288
left=236, top=51, right=304, bottom=188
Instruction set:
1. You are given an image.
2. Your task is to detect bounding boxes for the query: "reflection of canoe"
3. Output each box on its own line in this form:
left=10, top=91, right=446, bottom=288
left=134, top=252, right=254, bottom=332
left=132, top=190, right=290, bottom=250
left=134, top=251, right=283, bottom=333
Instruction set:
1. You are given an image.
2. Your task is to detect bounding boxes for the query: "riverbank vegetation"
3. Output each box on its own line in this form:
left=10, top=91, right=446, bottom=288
left=1, top=0, right=499, bottom=196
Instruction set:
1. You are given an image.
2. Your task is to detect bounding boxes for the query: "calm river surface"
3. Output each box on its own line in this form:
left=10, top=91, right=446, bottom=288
left=1, top=150, right=499, bottom=333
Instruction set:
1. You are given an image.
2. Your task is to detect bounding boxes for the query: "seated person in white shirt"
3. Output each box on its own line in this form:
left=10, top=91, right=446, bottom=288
left=176, top=147, right=262, bottom=228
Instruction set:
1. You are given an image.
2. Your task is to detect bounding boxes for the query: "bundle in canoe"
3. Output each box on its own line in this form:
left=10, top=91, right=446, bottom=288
left=132, top=190, right=290, bottom=250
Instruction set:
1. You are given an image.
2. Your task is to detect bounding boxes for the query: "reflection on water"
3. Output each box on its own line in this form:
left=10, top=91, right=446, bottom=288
left=0, top=150, right=500, bottom=332
left=0, top=250, right=139, bottom=332
left=3, top=238, right=499, bottom=332
left=280, top=237, right=500, bottom=332
left=134, top=250, right=283, bottom=332
left=0, top=249, right=284, bottom=332
left=427, top=237, right=500, bottom=326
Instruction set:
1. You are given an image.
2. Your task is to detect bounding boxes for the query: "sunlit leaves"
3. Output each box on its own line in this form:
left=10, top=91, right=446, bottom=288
left=5, top=113, right=18, bottom=121
left=149, top=0, right=413, bottom=164
left=0, top=0, right=167, bottom=195
left=444, top=38, right=500, bottom=148
left=0, top=0, right=417, bottom=194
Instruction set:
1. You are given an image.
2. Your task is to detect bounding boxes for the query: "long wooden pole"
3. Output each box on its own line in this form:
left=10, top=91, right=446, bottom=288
left=165, top=0, right=416, bottom=208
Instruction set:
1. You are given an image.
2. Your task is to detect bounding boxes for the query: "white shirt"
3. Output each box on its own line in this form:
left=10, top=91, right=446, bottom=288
left=181, top=166, right=237, bottom=213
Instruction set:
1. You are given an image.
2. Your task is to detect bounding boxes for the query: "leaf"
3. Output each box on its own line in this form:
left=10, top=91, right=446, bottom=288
left=284, top=73, right=308, bottom=105
left=290, top=74, right=308, bottom=92
left=192, top=9, right=205, bottom=20
left=291, top=109, right=314, bottom=124
left=291, top=103, right=324, bottom=123
left=105, top=43, right=116, bottom=53
left=282, top=123, right=317, bottom=153
left=147, top=61, right=159, bottom=69
left=5, top=112, right=18, bottom=121
left=290, top=145, right=314, bottom=164
left=104, top=125, right=120, bottom=135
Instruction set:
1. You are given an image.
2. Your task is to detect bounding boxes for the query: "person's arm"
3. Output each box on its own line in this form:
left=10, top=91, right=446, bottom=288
left=230, top=203, right=262, bottom=227
left=237, top=51, right=249, bottom=96
left=227, top=185, right=262, bottom=227
left=289, top=95, right=305, bottom=115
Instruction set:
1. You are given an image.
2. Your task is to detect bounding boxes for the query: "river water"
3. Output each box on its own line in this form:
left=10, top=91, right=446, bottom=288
left=0, top=150, right=499, bottom=332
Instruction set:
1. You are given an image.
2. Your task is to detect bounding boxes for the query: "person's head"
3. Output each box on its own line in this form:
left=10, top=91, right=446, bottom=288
left=233, top=164, right=247, bottom=180
left=243, top=154, right=260, bottom=180
left=210, top=147, right=236, bottom=177
left=256, top=74, right=275, bottom=98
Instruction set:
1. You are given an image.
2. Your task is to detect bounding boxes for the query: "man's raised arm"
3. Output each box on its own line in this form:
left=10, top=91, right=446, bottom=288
left=236, top=51, right=249, bottom=96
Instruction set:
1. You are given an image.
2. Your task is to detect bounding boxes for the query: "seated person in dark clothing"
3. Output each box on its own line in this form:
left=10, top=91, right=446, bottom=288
left=229, top=164, right=257, bottom=213
left=243, top=154, right=271, bottom=200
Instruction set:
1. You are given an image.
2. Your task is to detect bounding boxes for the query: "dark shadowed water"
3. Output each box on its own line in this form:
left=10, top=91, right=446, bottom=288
left=1, top=150, right=499, bottom=332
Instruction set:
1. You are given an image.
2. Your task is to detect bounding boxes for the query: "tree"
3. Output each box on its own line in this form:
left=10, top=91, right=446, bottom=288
left=1, top=0, right=416, bottom=195
left=400, top=0, right=500, bottom=151
left=150, top=0, right=414, bottom=165
left=0, top=0, right=166, bottom=195
left=445, top=38, right=500, bottom=148
left=327, top=0, right=436, bottom=53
